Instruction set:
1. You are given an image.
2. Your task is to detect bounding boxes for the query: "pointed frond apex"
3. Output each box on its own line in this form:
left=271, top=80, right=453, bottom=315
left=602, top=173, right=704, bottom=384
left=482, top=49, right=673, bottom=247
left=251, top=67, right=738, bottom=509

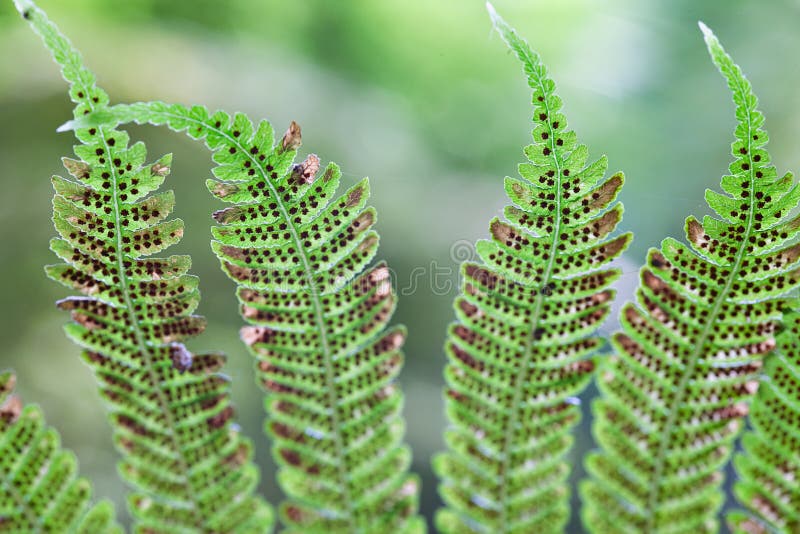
left=435, top=7, right=630, bottom=533
left=17, top=2, right=272, bottom=531
left=0, top=372, right=123, bottom=533
left=582, top=24, right=800, bottom=534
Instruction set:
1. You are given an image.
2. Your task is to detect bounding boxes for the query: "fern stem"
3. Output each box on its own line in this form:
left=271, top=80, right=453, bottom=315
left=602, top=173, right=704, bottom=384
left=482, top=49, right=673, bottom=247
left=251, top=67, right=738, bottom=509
left=210, top=116, right=358, bottom=530
left=643, top=38, right=757, bottom=533
left=232, top=130, right=359, bottom=530
left=497, top=52, right=565, bottom=533
left=97, top=123, right=206, bottom=528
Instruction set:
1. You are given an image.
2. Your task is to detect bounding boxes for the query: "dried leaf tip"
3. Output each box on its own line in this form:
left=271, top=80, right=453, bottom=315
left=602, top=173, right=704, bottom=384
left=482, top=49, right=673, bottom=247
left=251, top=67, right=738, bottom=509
left=0, top=372, right=16, bottom=395
left=281, top=121, right=302, bottom=152
left=151, top=162, right=170, bottom=177
left=0, top=373, right=21, bottom=423
left=292, top=154, right=320, bottom=184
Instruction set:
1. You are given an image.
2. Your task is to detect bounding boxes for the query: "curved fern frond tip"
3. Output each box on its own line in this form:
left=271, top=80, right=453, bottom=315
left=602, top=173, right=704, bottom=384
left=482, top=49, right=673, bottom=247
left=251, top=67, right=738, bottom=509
left=435, top=7, right=630, bottom=534
left=581, top=24, right=800, bottom=534
left=18, top=2, right=273, bottom=531
left=0, top=372, right=123, bottom=533
left=726, top=310, right=800, bottom=534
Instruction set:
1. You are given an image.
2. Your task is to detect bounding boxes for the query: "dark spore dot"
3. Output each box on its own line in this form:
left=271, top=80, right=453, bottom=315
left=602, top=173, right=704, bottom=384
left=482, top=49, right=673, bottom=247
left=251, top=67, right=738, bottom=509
left=22, top=9, right=30, bottom=19
left=532, top=328, right=545, bottom=341
left=229, top=147, right=236, bottom=154
left=77, top=91, right=84, bottom=99
left=88, top=128, right=96, bottom=135
left=107, top=138, right=116, bottom=146
left=215, top=121, right=221, bottom=128
left=233, top=130, right=241, bottom=137
left=92, top=97, right=99, bottom=103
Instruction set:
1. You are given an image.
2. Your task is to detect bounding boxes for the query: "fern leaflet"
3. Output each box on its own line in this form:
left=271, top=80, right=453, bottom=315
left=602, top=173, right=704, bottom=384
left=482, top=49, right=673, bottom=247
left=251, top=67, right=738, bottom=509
left=0, top=371, right=122, bottom=533
left=433, top=5, right=631, bottom=533
left=16, top=1, right=272, bottom=531
left=581, top=22, right=800, bottom=534
left=65, top=104, right=425, bottom=532
left=726, top=308, right=800, bottom=534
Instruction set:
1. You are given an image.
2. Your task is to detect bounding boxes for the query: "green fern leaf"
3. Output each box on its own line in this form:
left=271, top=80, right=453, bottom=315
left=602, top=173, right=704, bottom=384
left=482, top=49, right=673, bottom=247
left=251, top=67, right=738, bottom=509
left=0, top=371, right=122, bottom=533
left=726, top=308, right=800, bottom=534
left=433, top=5, right=631, bottom=533
left=581, top=23, right=800, bottom=534
left=80, top=100, right=425, bottom=534
left=16, top=2, right=272, bottom=531
left=74, top=103, right=425, bottom=534
left=63, top=89, right=425, bottom=534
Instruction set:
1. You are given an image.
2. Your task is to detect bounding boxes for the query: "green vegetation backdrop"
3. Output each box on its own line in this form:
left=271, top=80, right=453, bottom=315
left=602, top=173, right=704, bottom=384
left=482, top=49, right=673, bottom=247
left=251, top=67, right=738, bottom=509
left=1, top=0, right=799, bottom=530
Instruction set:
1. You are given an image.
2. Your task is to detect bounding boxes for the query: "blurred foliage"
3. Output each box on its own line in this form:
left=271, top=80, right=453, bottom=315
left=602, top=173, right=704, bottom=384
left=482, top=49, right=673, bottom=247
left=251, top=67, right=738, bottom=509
left=0, top=0, right=798, bottom=530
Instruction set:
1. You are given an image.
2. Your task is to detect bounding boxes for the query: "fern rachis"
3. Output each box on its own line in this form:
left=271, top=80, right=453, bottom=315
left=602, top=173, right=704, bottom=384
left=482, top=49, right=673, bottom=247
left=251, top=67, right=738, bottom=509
left=434, top=5, right=631, bottom=533
left=581, top=22, right=800, bottom=533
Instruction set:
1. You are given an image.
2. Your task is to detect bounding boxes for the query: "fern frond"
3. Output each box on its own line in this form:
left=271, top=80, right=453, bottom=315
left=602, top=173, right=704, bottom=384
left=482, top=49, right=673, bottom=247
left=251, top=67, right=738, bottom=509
left=581, top=23, right=800, bottom=534
left=16, top=2, right=272, bottom=531
left=63, top=99, right=425, bottom=531
left=75, top=100, right=425, bottom=534
left=726, top=309, right=800, bottom=534
left=0, top=371, right=122, bottom=533
left=433, top=5, right=631, bottom=533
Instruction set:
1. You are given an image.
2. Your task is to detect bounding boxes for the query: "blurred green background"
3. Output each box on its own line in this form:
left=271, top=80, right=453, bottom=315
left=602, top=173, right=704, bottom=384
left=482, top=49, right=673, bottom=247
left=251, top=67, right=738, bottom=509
left=1, top=0, right=799, bottom=531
